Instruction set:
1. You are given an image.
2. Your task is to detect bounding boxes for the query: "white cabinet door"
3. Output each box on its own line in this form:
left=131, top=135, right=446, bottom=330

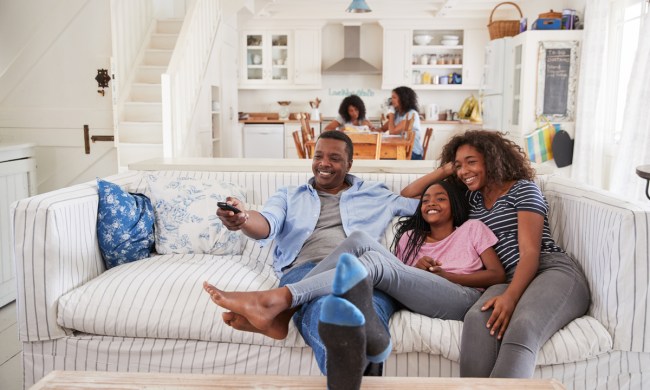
left=293, top=29, right=321, bottom=86
left=0, top=144, right=36, bottom=307
left=462, top=29, right=489, bottom=89
left=382, top=29, right=411, bottom=89
left=284, top=122, right=303, bottom=158
left=241, top=31, right=292, bottom=86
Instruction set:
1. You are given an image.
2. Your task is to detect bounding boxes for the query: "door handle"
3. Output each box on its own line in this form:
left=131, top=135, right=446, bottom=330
left=84, top=124, right=114, bottom=154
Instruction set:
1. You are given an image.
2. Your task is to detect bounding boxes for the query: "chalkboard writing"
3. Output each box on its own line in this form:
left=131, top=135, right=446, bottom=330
left=543, top=48, right=571, bottom=116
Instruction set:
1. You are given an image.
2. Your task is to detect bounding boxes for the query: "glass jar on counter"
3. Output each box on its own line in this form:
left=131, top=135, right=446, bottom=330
left=412, top=70, right=421, bottom=84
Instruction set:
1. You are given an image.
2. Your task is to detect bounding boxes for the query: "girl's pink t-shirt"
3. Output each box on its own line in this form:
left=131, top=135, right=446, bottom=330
left=396, top=219, right=497, bottom=274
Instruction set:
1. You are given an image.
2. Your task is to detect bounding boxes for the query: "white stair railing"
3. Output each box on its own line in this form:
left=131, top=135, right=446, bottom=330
left=110, top=0, right=155, bottom=115
left=161, top=0, right=220, bottom=158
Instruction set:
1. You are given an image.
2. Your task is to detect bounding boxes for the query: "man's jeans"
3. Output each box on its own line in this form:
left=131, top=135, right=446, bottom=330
left=279, top=262, right=399, bottom=374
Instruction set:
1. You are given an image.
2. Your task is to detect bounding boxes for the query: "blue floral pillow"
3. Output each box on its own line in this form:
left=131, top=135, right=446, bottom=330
left=97, top=179, right=155, bottom=269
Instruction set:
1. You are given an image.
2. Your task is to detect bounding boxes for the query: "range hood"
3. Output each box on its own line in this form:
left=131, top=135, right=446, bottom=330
left=322, top=25, right=380, bottom=75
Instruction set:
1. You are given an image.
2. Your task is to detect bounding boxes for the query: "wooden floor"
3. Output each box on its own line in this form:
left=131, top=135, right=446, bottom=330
left=0, top=301, right=22, bottom=390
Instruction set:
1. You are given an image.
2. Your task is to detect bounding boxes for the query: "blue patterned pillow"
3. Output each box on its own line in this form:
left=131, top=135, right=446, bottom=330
left=145, top=175, right=247, bottom=255
left=97, top=179, right=155, bottom=269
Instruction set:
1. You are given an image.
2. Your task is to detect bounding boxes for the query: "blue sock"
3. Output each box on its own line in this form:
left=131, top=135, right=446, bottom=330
left=333, top=253, right=393, bottom=363
left=318, top=295, right=367, bottom=390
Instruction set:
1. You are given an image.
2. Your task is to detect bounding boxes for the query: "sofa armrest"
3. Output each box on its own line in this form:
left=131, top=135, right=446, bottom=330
left=11, top=172, right=141, bottom=342
left=543, top=176, right=650, bottom=353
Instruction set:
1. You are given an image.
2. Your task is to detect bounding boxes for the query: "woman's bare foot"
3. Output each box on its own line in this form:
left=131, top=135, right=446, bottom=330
left=222, top=310, right=295, bottom=340
left=203, top=281, right=292, bottom=331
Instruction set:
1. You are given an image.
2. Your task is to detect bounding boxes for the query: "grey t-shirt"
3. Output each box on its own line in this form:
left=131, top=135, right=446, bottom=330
left=285, top=190, right=346, bottom=271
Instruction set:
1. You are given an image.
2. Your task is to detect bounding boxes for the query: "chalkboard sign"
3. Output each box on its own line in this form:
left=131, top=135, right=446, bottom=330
left=543, top=48, right=571, bottom=116
left=536, top=41, right=580, bottom=121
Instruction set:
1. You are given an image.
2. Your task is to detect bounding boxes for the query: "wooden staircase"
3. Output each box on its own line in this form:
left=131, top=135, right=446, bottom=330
left=117, top=19, right=182, bottom=172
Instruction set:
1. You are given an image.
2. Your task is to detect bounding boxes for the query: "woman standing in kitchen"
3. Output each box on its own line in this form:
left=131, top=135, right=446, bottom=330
left=400, top=130, right=590, bottom=378
left=323, top=94, right=376, bottom=131
left=380, top=86, right=424, bottom=160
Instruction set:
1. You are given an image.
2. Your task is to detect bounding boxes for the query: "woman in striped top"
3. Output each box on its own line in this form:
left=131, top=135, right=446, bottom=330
left=401, top=130, right=591, bottom=378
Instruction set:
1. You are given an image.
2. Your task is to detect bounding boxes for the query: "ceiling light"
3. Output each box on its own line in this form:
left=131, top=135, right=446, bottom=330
left=346, top=0, right=371, bottom=13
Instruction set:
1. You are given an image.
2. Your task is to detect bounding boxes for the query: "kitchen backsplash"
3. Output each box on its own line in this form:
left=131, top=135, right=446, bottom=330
left=238, top=75, right=473, bottom=119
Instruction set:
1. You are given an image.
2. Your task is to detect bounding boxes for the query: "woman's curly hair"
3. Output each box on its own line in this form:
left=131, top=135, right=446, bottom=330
left=392, top=86, right=419, bottom=116
left=338, top=94, right=367, bottom=123
left=440, top=130, right=535, bottom=187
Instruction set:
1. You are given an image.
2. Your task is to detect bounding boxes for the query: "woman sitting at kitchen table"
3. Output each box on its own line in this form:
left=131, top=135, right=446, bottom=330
left=380, top=86, right=424, bottom=160
left=323, top=94, right=376, bottom=132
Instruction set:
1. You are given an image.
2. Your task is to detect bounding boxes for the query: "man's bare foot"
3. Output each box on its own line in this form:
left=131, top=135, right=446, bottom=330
left=202, top=281, right=292, bottom=331
left=222, top=310, right=295, bottom=340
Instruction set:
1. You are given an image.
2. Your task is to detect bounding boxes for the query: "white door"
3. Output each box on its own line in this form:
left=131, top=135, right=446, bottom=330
left=0, top=1, right=117, bottom=193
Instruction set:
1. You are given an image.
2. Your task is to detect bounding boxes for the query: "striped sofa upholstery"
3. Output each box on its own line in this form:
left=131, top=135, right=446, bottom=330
left=12, top=164, right=650, bottom=389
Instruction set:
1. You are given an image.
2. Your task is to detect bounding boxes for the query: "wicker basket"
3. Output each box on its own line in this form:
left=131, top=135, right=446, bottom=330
left=487, top=2, right=523, bottom=40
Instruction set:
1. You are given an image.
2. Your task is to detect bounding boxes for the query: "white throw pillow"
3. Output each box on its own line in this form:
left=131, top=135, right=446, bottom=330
left=146, top=175, right=247, bottom=255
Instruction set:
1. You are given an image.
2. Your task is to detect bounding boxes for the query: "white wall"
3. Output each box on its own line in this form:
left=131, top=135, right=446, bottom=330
left=0, top=0, right=117, bottom=193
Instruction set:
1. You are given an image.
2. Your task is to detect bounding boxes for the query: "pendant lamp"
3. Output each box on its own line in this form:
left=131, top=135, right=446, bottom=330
left=346, top=0, right=371, bottom=13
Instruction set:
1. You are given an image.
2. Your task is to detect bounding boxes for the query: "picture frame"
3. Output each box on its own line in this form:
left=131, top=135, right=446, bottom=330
left=536, top=40, right=581, bottom=121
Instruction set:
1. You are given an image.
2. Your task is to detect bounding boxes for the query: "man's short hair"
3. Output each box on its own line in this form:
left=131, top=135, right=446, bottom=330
left=317, top=131, right=354, bottom=161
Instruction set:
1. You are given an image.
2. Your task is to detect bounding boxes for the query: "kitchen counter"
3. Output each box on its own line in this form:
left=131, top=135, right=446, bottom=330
left=240, top=118, right=322, bottom=124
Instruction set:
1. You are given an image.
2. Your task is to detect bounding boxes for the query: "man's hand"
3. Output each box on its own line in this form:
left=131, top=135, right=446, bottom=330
left=217, top=197, right=249, bottom=231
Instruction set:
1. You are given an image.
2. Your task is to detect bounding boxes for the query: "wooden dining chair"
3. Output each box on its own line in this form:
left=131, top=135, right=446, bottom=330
left=345, top=132, right=382, bottom=160
left=292, top=130, right=306, bottom=159
left=422, top=127, right=433, bottom=159
left=300, top=113, right=315, bottom=157
left=404, top=131, right=416, bottom=160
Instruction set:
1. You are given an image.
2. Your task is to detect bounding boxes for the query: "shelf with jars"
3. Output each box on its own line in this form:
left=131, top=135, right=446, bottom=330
left=410, top=29, right=465, bottom=88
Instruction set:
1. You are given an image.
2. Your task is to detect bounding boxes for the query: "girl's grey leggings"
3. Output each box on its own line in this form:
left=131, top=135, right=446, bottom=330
left=459, top=251, right=590, bottom=378
left=286, top=230, right=481, bottom=320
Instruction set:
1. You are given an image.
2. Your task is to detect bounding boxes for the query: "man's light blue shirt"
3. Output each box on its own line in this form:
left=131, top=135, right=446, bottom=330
left=259, top=174, right=419, bottom=277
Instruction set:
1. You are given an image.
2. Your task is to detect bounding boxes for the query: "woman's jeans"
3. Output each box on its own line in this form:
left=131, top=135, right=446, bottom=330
left=459, top=252, right=591, bottom=378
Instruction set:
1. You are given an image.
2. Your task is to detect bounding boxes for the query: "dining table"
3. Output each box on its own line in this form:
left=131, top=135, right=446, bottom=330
left=305, top=134, right=412, bottom=160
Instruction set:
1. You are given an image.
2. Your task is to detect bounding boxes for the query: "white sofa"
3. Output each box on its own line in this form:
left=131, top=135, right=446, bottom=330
left=12, top=158, right=650, bottom=389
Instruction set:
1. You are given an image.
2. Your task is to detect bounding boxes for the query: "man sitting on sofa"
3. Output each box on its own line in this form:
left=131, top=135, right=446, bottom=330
left=212, top=130, right=418, bottom=375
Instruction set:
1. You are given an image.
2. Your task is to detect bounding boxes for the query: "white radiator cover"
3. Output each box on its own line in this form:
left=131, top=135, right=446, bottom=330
left=0, top=143, right=36, bottom=307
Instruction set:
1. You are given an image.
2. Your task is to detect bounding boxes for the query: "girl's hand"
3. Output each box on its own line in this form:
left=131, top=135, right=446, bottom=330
left=414, top=256, right=443, bottom=273
left=481, top=293, right=517, bottom=340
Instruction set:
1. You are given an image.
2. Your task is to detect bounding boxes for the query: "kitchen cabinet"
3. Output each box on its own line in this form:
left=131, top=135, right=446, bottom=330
left=239, top=28, right=323, bottom=89
left=381, top=29, right=411, bottom=88
left=293, top=29, right=321, bottom=86
left=503, top=31, right=583, bottom=146
left=241, top=31, right=291, bottom=86
left=211, top=19, right=239, bottom=157
left=423, top=122, right=482, bottom=161
left=381, top=27, right=487, bottom=90
left=284, top=122, right=302, bottom=158
left=0, top=143, right=36, bottom=307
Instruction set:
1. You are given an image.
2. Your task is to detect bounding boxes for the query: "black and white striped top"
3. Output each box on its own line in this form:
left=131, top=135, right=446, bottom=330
left=467, top=180, right=563, bottom=272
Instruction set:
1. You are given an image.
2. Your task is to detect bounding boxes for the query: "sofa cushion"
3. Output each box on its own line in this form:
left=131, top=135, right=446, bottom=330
left=96, top=179, right=155, bottom=269
left=390, top=311, right=611, bottom=365
left=145, top=175, right=247, bottom=255
left=59, top=249, right=612, bottom=366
